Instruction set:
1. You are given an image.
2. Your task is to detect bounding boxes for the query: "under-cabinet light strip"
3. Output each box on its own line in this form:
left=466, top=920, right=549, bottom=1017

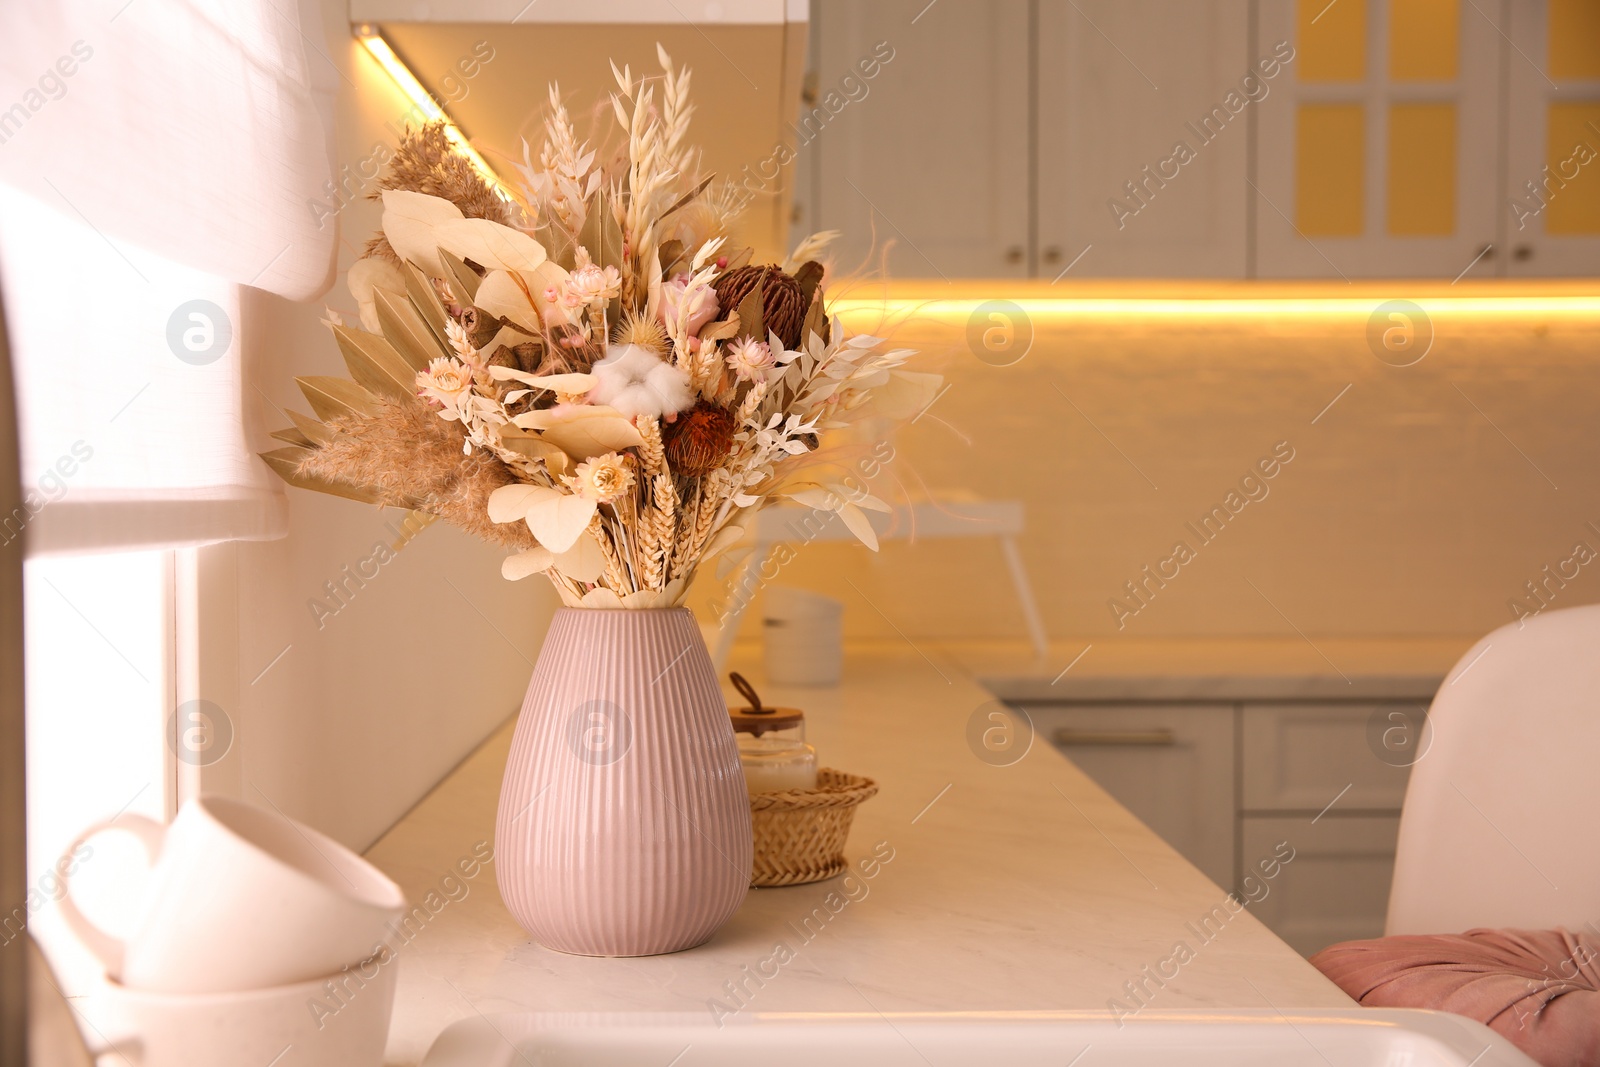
left=831, top=297, right=1600, bottom=319
left=353, top=24, right=510, bottom=200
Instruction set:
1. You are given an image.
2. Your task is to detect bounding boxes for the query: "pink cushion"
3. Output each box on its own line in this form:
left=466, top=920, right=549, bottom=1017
left=1311, top=928, right=1600, bottom=1067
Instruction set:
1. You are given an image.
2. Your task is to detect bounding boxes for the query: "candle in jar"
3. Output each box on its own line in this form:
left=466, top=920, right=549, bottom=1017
left=738, top=737, right=818, bottom=793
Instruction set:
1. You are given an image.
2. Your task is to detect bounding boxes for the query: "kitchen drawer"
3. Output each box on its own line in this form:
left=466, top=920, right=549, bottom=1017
left=1242, top=815, right=1401, bottom=957
left=1026, top=704, right=1233, bottom=889
left=1242, top=703, right=1424, bottom=812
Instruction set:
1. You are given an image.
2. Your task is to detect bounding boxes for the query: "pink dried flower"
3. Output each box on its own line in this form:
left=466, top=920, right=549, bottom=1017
left=658, top=273, right=719, bottom=336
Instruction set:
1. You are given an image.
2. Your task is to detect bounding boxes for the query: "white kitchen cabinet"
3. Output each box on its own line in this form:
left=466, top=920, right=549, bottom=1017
left=1243, top=814, right=1403, bottom=955
left=804, top=0, right=1032, bottom=279
left=1030, top=704, right=1235, bottom=888
left=1254, top=0, right=1503, bottom=277
left=1503, top=0, right=1600, bottom=274
left=1242, top=703, right=1419, bottom=812
left=1019, top=693, right=1427, bottom=957
left=802, top=0, right=1594, bottom=278
left=1036, top=0, right=1252, bottom=277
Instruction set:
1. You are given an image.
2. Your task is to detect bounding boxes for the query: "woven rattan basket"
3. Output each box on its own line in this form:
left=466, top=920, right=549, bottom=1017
left=748, top=768, right=878, bottom=887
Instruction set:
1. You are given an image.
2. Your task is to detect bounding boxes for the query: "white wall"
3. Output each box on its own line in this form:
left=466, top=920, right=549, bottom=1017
left=210, top=2, right=557, bottom=852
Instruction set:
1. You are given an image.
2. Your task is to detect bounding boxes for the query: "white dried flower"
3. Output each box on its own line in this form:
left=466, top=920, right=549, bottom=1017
left=416, top=357, right=475, bottom=419
left=562, top=261, right=622, bottom=309
left=725, top=337, right=774, bottom=383
left=570, top=452, right=635, bottom=502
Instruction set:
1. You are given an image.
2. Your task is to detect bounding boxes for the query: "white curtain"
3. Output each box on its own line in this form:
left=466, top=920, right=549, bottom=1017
left=0, top=0, right=337, bottom=553
left=0, top=0, right=336, bottom=301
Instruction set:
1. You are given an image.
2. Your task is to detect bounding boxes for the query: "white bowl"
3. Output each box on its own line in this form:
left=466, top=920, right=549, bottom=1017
left=81, top=953, right=396, bottom=1067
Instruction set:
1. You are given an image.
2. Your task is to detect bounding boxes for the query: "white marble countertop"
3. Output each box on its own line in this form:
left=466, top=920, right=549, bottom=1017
left=367, top=646, right=1353, bottom=1066
left=934, top=636, right=1468, bottom=702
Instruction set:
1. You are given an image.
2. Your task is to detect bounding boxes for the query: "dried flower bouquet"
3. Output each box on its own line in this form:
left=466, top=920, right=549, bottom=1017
left=264, top=48, right=940, bottom=608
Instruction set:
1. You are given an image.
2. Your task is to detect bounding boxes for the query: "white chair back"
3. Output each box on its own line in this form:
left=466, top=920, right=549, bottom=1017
left=1387, top=603, right=1600, bottom=935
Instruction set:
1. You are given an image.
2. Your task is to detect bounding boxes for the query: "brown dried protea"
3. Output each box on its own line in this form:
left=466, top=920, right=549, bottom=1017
left=662, top=401, right=737, bottom=477
left=712, top=264, right=807, bottom=349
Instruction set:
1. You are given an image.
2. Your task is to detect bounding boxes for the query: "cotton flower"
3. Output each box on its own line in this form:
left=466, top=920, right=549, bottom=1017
left=658, top=273, right=719, bottom=336
left=570, top=452, right=635, bottom=502
left=416, top=357, right=475, bottom=418
left=587, top=343, right=694, bottom=419
left=725, top=336, right=774, bottom=382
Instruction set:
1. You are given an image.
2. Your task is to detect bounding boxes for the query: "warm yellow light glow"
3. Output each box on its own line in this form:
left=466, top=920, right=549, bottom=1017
left=830, top=296, right=1600, bottom=320
left=354, top=25, right=510, bottom=199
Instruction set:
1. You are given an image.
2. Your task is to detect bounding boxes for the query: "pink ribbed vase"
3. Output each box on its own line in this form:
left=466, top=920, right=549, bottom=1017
left=495, top=607, right=751, bottom=956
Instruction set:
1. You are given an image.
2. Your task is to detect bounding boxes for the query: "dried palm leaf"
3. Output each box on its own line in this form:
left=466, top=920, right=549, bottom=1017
left=262, top=279, right=536, bottom=551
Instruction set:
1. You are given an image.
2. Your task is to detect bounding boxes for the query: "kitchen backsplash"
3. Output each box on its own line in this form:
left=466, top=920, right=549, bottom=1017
left=688, top=291, right=1600, bottom=644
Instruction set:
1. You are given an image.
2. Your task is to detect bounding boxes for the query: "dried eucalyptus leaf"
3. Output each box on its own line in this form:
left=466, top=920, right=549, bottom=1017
left=734, top=280, right=765, bottom=343
left=699, top=312, right=741, bottom=345
left=659, top=174, right=714, bottom=221
left=794, top=260, right=824, bottom=305
left=656, top=240, right=684, bottom=277
left=802, top=292, right=829, bottom=346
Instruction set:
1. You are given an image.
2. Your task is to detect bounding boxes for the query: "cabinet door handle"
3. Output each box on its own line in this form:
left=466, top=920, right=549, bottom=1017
left=1004, top=245, right=1025, bottom=264
left=1054, top=728, right=1176, bottom=747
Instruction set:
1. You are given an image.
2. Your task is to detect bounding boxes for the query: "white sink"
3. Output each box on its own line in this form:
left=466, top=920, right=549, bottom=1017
left=420, top=1009, right=1538, bottom=1066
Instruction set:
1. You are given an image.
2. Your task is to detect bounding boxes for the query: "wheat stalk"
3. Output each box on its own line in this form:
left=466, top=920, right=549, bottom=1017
left=588, top=514, right=629, bottom=591
left=546, top=569, right=586, bottom=602
left=634, top=473, right=678, bottom=590
left=611, top=492, right=642, bottom=590
left=735, top=380, right=768, bottom=426
left=613, top=49, right=698, bottom=311
left=670, top=479, right=701, bottom=579
left=696, top=339, right=723, bottom=397
left=637, top=418, right=668, bottom=476
left=657, top=45, right=698, bottom=181
left=635, top=511, right=662, bottom=592
left=654, top=474, right=677, bottom=584
left=678, top=468, right=729, bottom=567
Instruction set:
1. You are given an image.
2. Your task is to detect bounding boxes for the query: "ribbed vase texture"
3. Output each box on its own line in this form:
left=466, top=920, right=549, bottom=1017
left=495, top=607, right=752, bottom=955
